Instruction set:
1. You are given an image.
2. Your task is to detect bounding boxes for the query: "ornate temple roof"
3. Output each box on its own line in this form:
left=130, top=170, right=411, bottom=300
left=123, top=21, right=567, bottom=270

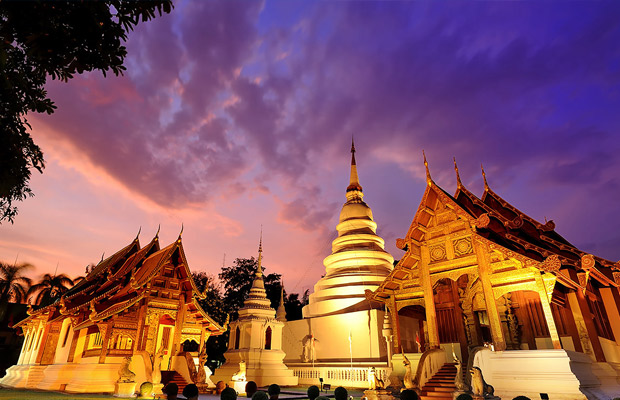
left=16, top=229, right=224, bottom=333
left=369, top=156, right=619, bottom=301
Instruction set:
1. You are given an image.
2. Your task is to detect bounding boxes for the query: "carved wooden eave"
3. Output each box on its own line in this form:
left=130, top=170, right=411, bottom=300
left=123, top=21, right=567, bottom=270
left=188, top=298, right=225, bottom=334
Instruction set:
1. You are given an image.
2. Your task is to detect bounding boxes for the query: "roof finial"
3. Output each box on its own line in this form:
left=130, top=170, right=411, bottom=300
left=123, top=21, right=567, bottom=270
left=135, top=226, right=141, bottom=241
left=257, top=226, right=263, bottom=276
left=155, top=224, right=160, bottom=241
left=347, top=137, right=362, bottom=194
left=100, top=252, right=105, bottom=264
left=481, top=164, right=489, bottom=191
left=178, top=223, right=184, bottom=241
left=423, top=150, right=432, bottom=185
left=454, top=157, right=462, bottom=189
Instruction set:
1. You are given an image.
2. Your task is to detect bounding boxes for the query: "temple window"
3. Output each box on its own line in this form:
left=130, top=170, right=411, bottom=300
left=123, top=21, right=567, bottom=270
left=161, top=326, right=172, bottom=350
left=25, top=332, right=32, bottom=351
left=234, top=327, right=240, bottom=350
left=87, top=330, right=103, bottom=350
left=587, top=289, right=615, bottom=341
left=114, top=335, right=133, bottom=350
left=61, top=322, right=71, bottom=348
left=265, top=326, right=272, bottom=350
left=35, top=329, right=43, bottom=350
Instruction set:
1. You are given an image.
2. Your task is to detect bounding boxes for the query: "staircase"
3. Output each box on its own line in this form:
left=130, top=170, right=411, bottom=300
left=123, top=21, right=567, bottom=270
left=161, top=371, right=189, bottom=394
left=420, top=362, right=458, bottom=400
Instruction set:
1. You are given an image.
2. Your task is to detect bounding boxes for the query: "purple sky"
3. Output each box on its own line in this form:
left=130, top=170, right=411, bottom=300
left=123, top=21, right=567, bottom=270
left=1, top=1, right=620, bottom=296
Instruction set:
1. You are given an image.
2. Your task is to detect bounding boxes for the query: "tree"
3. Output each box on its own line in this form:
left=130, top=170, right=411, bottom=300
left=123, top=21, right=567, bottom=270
left=0, top=261, right=33, bottom=320
left=0, top=0, right=173, bottom=223
left=219, top=257, right=282, bottom=319
left=28, top=273, right=74, bottom=306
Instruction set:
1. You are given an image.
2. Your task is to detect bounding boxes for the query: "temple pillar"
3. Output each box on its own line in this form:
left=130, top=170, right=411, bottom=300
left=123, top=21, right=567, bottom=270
left=35, top=323, right=51, bottom=364
left=567, top=291, right=605, bottom=362
left=421, top=246, right=440, bottom=349
left=389, top=297, right=402, bottom=354
left=473, top=239, right=506, bottom=350
left=98, top=322, right=113, bottom=364
left=599, top=287, right=620, bottom=346
left=17, top=328, right=31, bottom=365
left=534, top=274, right=562, bottom=349
left=136, top=301, right=148, bottom=351
left=450, top=280, right=469, bottom=362
left=172, top=300, right=186, bottom=355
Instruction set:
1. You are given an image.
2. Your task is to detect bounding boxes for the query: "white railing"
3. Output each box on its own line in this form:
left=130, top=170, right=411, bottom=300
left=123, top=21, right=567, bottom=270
left=289, top=365, right=391, bottom=389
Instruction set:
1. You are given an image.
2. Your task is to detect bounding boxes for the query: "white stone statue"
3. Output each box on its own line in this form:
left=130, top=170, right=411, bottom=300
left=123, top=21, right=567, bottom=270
left=231, top=360, right=246, bottom=382
left=367, top=366, right=385, bottom=390
left=117, top=356, right=136, bottom=383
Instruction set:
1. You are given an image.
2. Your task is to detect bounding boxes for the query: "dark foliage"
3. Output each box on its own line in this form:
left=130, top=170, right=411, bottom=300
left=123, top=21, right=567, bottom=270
left=0, top=0, right=173, bottom=222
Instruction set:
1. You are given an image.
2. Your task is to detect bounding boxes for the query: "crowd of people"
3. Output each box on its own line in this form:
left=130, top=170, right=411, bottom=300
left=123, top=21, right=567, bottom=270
left=157, top=381, right=534, bottom=400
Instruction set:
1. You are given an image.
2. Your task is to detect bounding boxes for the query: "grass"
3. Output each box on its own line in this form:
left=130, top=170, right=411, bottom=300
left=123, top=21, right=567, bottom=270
left=0, top=388, right=130, bottom=400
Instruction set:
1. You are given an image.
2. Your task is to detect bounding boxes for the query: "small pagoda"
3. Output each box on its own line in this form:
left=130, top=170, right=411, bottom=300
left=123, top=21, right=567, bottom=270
left=212, top=235, right=298, bottom=387
left=1, top=228, right=226, bottom=394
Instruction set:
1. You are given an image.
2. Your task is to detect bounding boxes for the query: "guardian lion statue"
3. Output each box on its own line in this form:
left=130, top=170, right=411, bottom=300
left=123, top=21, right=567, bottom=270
left=232, top=360, right=247, bottom=381
left=368, top=366, right=385, bottom=390
left=470, top=366, right=494, bottom=398
left=117, top=356, right=136, bottom=383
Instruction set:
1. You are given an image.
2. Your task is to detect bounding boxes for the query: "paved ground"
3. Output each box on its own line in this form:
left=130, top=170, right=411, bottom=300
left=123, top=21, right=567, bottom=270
left=0, top=387, right=366, bottom=400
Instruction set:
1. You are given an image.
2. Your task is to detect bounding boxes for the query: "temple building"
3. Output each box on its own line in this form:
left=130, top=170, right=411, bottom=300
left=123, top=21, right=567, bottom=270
left=282, top=142, right=412, bottom=387
left=212, top=237, right=297, bottom=387
left=366, top=156, right=620, bottom=399
left=0, top=230, right=225, bottom=395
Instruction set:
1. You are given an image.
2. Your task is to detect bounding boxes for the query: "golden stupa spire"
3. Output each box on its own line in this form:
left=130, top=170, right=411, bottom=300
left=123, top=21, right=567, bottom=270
left=454, top=157, right=462, bottom=189
left=257, top=226, right=263, bottom=276
left=423, top=150, right=432, bottom=185
left=347, top=137, right=363, bottom=193
left=481, top=164, right=489, bottom=191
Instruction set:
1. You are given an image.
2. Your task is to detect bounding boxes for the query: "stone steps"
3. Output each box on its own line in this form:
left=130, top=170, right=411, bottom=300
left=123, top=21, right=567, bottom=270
left=419, top=363, right=459, bottom=400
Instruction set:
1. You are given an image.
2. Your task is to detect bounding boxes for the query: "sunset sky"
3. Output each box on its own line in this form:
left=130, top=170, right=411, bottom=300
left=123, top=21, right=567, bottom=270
left=1, top=1, right=619, bottom=297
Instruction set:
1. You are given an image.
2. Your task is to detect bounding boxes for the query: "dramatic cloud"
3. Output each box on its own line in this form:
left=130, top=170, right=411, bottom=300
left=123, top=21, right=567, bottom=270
left=2, top=1, right=620, bottom=287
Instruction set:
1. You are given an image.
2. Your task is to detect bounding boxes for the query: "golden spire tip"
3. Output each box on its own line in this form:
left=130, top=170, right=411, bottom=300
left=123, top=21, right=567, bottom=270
left=423, top=150, right=431, bottom=185
left=454, top=157, right=462, bottom=188
left=481, top=163, right=489, bottom=191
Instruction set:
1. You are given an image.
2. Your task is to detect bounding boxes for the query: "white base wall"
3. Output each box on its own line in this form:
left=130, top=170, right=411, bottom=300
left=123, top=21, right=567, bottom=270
left=473, top=348, right=599, bottom=400
left=212, top=349, right=298, bottom=387
left=283, top=310, right=412, bottom=364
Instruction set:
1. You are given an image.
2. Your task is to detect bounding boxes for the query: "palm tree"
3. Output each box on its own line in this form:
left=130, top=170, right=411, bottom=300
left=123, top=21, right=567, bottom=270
left=0, top=262, right=32, bottom=304
left=0, top=261, right=33, bottom=320
left=28, top=273, right=74, bottom=306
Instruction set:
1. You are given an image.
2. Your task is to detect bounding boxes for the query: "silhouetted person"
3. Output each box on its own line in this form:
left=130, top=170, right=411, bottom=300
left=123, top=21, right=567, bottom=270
left=334, top=387, right=348, bottom=400
left=163, top=382, right=179, bottom=400
left=400, top=389, right=419, bottom=400
left=455, top=394, right=473, bottom=400
left=252, top=390, right=269, bottom=400
left=222, top=387, right=238, bottom=400
left=183, top=383, right=199, bottom=400
left=246, top=381, right=258, bottom=398
left=512, top=397, right=531, bottom=400
left=307, top=385, right=320, bottom=400
left=268, top=384, right=281, bottom=400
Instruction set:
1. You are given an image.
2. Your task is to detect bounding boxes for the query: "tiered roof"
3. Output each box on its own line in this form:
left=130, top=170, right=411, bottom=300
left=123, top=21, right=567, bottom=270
left=369, top=156, right=619, bottom=300
left=16, top=230, right=224, bottom=334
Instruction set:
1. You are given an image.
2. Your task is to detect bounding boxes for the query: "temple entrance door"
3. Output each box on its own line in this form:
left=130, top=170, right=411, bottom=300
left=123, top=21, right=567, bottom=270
left=397, top=305, right=425, bottom=353
left=157, top=314, right=176, bottom=370
left=506, top=291, right=552, bottom=350
left=434, top=278, right=469, bottom=363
